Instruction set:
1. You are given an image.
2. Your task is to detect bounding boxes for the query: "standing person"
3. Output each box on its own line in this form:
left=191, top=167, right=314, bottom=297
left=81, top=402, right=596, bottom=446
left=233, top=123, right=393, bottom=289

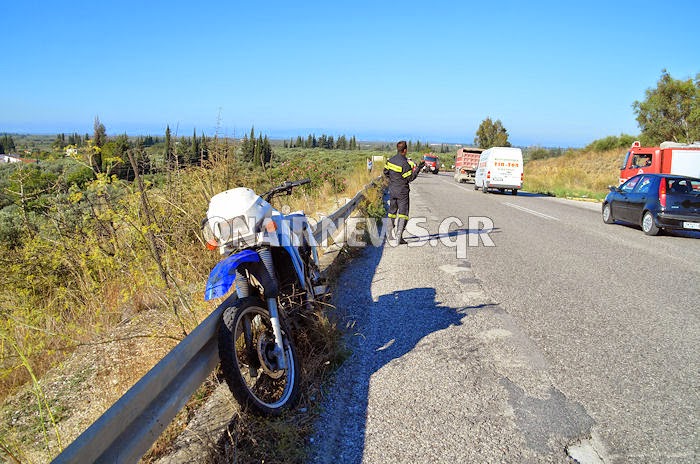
left=383, top=141, right=424, bottom=244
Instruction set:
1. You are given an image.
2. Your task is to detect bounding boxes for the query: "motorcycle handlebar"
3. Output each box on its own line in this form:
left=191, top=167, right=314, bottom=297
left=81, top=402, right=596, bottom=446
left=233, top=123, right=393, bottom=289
left=262, top=178, right=311, bottom=202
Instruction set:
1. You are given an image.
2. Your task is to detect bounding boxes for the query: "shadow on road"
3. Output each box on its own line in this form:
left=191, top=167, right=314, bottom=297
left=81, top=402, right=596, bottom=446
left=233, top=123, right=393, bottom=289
left=405, top=226, right=502, bottom=244
left=310, top=239, right=469, bottom=463
left=493, top=190, right=552, bottom=198
left=610, top=220, right=700, bottom=239
left=367, top=286, right=465, bottom=369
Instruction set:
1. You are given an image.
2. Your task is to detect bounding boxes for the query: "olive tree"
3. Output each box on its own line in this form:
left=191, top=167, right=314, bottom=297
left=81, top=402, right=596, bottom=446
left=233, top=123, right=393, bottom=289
left=633, top=70, right=700, bottom=145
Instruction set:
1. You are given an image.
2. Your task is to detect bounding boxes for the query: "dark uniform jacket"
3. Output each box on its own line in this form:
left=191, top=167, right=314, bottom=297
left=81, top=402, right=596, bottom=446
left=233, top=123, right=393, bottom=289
left=383, top=153, right=420, bottom=194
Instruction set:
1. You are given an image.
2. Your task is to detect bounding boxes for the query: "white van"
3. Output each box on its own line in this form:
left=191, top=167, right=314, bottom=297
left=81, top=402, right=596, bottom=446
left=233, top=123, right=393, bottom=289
left=474, top=147, right=523, bottom=195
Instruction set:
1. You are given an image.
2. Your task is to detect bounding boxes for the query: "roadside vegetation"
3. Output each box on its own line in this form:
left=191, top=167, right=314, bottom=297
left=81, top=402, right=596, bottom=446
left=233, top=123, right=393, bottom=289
left=1, top=68, right=696, bottom=462
left=0, top=125, right=387, bottom=462
left=472, top=69, right=699, bottom=200
left=522, top=143, right=626, bottom=200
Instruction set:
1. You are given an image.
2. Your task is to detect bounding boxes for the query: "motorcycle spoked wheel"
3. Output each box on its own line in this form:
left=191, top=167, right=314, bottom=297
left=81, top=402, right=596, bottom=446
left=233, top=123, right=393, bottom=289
left=218, top=297, right=301, bottom=415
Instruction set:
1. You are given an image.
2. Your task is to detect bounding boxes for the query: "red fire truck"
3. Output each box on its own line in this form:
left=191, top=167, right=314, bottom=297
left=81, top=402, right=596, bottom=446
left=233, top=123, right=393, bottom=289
left=421, top=153, right=440, bottom=174
left=619, top=141, right=700, bottom=184
left=454, top=147, right=484, bottom=183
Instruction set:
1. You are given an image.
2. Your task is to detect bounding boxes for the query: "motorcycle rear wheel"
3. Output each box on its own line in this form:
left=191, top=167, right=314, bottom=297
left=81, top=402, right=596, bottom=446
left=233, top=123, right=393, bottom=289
left=218, top=297, right=301, bottom=415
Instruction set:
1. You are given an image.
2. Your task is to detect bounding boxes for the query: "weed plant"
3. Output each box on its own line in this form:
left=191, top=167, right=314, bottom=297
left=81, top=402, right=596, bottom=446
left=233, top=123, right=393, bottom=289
left=0, top=140, right=390, bottom=462
left=524, top=147, right=622, bottom=200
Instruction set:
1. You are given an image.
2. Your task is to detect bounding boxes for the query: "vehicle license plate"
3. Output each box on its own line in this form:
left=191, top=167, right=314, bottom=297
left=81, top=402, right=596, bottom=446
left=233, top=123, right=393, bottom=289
left=683, top=221, right=700, bottom=230
left=493, top=177, right=503, bottom=182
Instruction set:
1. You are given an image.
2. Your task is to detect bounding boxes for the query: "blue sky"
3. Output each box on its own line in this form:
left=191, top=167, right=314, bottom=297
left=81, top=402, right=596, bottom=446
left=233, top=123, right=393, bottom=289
left=2, top=0, right=698, bottom=147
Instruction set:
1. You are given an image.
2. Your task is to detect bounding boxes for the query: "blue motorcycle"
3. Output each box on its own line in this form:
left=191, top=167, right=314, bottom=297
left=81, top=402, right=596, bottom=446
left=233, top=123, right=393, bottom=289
left=202, top=179, right=324, bottom=415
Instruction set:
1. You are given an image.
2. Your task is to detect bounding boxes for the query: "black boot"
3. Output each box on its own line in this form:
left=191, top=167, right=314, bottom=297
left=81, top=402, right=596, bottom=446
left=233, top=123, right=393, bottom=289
left=387, top=216, right=396, bottom=241
left=395, top=217, right=407, bottom=245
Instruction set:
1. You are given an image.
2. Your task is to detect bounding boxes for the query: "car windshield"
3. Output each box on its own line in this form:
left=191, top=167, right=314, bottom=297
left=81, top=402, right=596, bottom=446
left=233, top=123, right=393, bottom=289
left=620, top=176, right=640, bottom=192
left=424, top=156, right=437, bottom=162
left=620, top=151, right=631, bottom=170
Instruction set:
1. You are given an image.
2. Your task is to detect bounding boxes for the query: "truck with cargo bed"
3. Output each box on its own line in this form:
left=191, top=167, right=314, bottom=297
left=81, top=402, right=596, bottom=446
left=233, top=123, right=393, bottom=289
left=454, top=147, right=484, bottom=183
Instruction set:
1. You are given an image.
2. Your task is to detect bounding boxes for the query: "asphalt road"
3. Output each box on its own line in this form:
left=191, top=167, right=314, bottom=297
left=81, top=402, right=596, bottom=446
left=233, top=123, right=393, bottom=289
left=308, top=171, right=699, bottom=463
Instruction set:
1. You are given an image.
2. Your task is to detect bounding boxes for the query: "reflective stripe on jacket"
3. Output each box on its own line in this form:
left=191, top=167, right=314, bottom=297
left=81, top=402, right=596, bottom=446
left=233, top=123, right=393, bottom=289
left=383, top=152, right=419, bottom=192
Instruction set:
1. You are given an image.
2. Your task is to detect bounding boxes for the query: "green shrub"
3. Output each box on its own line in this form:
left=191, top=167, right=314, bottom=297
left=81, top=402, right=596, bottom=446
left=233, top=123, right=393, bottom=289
left=0, top=205, right=24, bottom=247
left=585, top=134, right=637, bottom=152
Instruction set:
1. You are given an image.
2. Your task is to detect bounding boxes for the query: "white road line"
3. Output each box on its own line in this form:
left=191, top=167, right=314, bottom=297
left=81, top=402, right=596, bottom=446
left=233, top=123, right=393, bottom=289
left=442, top=178, right=476, bottom=193
left=502, top=202, right=560, bottom=221
left=440, top=178, right=560, bottom=221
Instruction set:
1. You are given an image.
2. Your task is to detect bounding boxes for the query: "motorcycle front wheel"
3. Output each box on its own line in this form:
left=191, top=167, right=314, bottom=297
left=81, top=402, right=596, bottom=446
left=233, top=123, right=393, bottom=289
left=218, top=297, right=301, bottom=415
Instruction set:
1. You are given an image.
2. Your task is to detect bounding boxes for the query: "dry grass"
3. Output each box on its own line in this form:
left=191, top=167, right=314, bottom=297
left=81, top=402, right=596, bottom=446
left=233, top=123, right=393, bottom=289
left=205, top=176, right=386, bottom=464
left=0, top=145, right=370, bottom=397
left=0, top=308, right=183, bottom=463
left=0, top=151, right=385, bottom=463
left=272, top=163, right=379, bottom=221
left=209, top=303, right=348, bottom=464
left=524, top=148, right=623, bottom=200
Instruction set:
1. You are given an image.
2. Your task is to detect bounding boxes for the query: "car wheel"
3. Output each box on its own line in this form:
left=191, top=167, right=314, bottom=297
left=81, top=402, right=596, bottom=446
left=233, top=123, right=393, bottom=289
left=602, top=203, right=614, bottom=224
left=512, top=189, right=518, bottom=195
left=642, top=211, right=660, bottom=236
left=474, top=183, right=478, bottom=190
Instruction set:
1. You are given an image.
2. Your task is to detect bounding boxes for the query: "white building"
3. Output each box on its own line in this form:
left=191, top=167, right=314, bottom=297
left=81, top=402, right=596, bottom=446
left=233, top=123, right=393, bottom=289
left=1, top=154, right=21, bottom=163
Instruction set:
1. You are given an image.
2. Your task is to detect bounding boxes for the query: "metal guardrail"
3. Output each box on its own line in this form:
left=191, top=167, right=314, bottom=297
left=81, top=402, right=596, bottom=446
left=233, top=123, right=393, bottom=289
left=52, top=179, right=380, bottom=463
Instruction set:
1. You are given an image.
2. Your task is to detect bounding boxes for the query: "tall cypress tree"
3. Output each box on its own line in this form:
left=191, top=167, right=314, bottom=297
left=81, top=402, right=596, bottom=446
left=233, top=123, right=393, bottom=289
left=164, top=125, right=172, bottom=168
left=241, top=126, right=256, bottom=162
left=93, top=116, right=107, bottom=171
left=93, top=116, right=106, bottom=148
left=190, top=128, right=199, bottom=165
left=0, top=134, right=15, bottom=153
left=255, top=134, right=263, bottom=166
left=337, top=135, right=347, bottom=150
left=263, top=135, right=272, bottom=165
left=241, top=134, right=249, bottom=161
left=200, top=134, right=208, bottom=164
left=249, top=127, right=256, bottom=162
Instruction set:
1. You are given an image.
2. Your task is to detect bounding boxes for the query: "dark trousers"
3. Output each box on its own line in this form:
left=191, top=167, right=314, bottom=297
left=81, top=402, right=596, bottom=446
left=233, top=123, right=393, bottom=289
left=387, top=189, right=410, bottom=222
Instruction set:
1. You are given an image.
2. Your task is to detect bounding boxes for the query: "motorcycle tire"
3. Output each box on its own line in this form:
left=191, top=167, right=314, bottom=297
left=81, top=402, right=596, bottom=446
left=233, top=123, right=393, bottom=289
left=218, top=296, right=301, bottom=415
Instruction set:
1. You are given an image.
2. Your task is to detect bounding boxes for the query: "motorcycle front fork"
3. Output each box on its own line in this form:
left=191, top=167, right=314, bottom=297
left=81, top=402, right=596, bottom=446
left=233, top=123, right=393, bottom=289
left=266, top=297, right=287, bottom=370
left=235, top=268, right=287, bottom=371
